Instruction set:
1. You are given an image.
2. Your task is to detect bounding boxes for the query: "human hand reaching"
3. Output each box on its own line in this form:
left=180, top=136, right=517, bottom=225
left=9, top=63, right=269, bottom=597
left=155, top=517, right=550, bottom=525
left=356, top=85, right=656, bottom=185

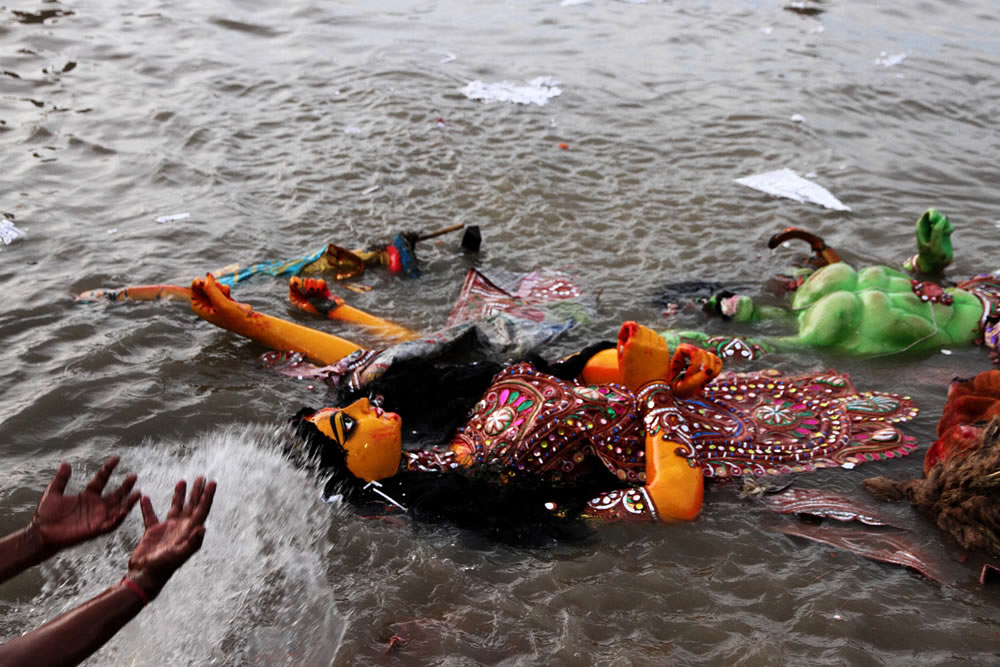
left=30, top=456, right=140, bottom=555
left=126, top=477, right=216, bottom=601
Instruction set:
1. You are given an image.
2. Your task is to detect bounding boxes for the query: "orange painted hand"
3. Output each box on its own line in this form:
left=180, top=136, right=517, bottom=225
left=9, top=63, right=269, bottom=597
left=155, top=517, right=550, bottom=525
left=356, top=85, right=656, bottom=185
left=127, top=477, right=216, bottom=601
left=289, top=276, right=344, bottom=317
left=189, top=273, right=253, bottom=330
left=31, top=456, right=140, bottom=554
left=617, top=322, right=722, bottom=397
left=617, top=321, right=672, bottom=392
left=668, top=344, right=722, bottom=398
left=190, top=273, right=363, bottom=365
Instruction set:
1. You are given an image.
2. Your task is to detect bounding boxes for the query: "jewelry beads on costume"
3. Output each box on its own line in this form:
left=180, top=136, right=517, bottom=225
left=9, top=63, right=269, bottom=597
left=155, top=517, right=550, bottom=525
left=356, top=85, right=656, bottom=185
left=449, top=362, right=646, bottom=483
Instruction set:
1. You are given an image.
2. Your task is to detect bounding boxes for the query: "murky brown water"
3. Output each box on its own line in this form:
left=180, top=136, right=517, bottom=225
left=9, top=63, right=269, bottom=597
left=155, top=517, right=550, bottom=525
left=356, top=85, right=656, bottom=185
left=2, top=0, right=1000, bottom=664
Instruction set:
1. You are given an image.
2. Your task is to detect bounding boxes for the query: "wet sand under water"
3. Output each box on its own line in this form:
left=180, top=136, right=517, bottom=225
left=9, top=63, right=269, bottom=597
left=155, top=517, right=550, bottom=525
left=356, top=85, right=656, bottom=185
left=1, top=0, right=999, bottom=664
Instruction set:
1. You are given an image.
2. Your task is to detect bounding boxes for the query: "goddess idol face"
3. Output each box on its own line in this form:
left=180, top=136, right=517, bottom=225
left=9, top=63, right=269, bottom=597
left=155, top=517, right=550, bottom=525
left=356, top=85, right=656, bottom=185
left=307, top=397, right=403, bottom=482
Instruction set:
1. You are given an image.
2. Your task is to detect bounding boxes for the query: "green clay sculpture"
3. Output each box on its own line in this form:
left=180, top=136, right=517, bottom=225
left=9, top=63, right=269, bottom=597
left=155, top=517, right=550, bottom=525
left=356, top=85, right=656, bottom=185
left=662, top=209, right=1000, bottom=360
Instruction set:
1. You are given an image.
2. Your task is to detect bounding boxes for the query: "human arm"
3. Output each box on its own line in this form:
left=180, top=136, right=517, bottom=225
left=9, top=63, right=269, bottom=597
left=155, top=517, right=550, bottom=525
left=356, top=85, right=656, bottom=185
left=0, top=457, right=139, bottom=584
left=190, top=273, right=364, bottom=365
left=0, top=477, right=216, bottom=667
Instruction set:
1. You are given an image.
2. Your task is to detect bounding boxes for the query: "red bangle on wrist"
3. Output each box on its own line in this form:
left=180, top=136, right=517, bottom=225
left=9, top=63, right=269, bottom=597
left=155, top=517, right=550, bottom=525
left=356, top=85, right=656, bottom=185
left=120, top=576, right=150, bottom=605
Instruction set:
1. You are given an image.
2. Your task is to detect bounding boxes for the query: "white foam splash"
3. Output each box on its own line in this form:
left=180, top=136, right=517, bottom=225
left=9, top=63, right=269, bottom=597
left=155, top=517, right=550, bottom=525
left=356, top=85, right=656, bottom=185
left=27, top=424, right=347, bottom=666
left=461, top=77, right=562, bottom=106
left=735, top=168, right=851, bottom=211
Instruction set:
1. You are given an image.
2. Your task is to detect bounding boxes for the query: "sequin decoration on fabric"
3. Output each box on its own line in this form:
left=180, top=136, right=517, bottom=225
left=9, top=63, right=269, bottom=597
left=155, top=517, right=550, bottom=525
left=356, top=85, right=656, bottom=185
left=702, top=335, right=767, bottom=361
left=584, top=488, right=658, bottom=522
left=957, top=273, right=1000, bottom=334
left=640, top=369, right=918, bottom=479
left=449, top=362, right=645, bottom=484
left=910, top=280, right=954, bottom=305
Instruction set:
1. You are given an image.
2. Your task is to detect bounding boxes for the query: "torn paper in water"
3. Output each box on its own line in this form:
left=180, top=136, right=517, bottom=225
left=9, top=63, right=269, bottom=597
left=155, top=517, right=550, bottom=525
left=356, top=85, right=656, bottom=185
left=0, top=220, right=26, bottom=245
left=734, top=168, right=851, bottom=211
left=461, top=77, right=561, bottom=106
left=155, top=212, right=191, bottom=224
left=875, top=52, right=907, bottom=67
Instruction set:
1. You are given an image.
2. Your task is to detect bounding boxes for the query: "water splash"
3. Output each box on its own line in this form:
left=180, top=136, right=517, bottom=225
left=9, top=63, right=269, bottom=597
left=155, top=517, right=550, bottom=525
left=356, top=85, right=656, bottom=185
left=32, top=424, right=347, bottom=666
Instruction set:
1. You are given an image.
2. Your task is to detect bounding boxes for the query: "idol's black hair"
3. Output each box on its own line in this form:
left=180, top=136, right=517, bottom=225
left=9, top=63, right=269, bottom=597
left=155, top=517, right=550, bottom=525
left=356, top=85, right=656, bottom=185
left=288, top=344, right=624, bottom=547
left=334, top=340, right=616, bottom=445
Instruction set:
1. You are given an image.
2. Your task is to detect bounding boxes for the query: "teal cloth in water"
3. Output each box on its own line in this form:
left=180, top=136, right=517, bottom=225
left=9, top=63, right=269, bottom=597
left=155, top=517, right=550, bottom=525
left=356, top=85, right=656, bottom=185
left=213, top=246, right=328, bottom=286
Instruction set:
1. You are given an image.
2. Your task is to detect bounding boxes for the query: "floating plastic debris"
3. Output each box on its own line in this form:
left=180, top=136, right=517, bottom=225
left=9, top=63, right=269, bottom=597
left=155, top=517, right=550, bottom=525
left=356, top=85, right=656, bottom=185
left=0, top=219, right=26, bottom=245
left=875, top=52, right=907, bottom=67
left=735, top=168, right=851, bottom=211
left=344, top=126, right=361, bottom=135
left=461, top=77, right=561, bottom=106
left=431, top=50, right=456, bottom=64
left=791, top=113, right=805, bottom=123
left=155, top=212, right=190, bottom=223
left=107, top=228, right=117, bottom=235
left=361, top=185, right=379, bottom=195
left=560, top=0, right=591, bottom=5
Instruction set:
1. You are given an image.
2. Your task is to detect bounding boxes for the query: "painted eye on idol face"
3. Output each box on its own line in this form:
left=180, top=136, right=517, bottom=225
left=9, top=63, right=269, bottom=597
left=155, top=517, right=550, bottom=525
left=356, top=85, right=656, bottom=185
left=311, top=397, right=401, bottom=446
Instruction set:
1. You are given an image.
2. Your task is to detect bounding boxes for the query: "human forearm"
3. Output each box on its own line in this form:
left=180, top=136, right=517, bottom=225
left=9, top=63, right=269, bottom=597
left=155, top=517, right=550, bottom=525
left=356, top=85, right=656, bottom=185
left=0, top=524, right=52, bottom=584
left=0, top=581, right=145, bottom=667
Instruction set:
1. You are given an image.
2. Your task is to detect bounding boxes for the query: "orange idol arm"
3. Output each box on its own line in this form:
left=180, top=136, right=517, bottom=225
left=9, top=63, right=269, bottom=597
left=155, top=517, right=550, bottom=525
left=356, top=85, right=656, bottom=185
left=190, top=274, right=363, bottom=365
left=288, top=277, right=418, bottom=343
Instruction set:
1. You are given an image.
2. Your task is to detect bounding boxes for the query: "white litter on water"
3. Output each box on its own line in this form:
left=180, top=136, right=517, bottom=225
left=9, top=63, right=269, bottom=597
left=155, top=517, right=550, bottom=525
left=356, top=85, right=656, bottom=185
left=560, top=0, right=591, bottom=5
left=107, top=228, right=118, bottom=235
left=344, top=126, right=362, bottom=135
left=735, top=168, right=851, bottom=211
left=361, top=185, right=379, bottom=195
left=461, top=77, right=562, bottom=106
left=155, top=212, right=190, bottom=223
left=0, top=220, right=26, bottom=245
left=791, top=113, right=805, bottom=123
left=431, top=50, right=456, bottom=64
left=941, top=349, right=953, bottom=355
left=840, top=462, right=856, bottom=470
left=875, top=51, right=907, bottom=67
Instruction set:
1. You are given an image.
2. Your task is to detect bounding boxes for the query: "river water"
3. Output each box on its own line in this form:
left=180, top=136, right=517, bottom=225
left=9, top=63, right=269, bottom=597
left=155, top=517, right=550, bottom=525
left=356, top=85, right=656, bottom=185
left=2, top=0, right=999, bottom=664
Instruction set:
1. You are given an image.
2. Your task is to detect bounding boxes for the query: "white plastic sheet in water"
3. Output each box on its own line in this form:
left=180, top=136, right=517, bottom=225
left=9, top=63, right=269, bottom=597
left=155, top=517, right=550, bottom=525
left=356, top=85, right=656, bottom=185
left=734, top=168, right=851, bottom=212
left=875, top=52, right=907, bottom=67
left=154, top=212, right=191, bottom=223
left=0, top=219, right=26, bottom=245
left=461, top=77, right=561, bottom=106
